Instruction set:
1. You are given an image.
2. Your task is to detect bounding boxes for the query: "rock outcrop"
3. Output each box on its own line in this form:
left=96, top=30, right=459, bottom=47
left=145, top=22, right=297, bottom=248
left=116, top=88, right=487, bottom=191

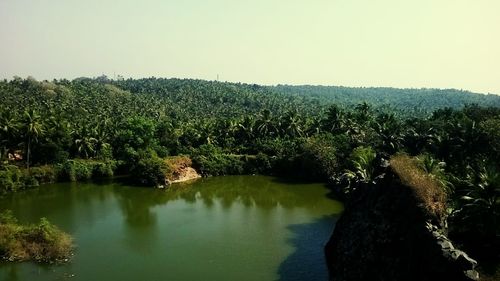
left=159, top=156, right=201, bottom=188
left=325, top=155, right=479, bottom=281
left=165, top=166, right=201, bottom=185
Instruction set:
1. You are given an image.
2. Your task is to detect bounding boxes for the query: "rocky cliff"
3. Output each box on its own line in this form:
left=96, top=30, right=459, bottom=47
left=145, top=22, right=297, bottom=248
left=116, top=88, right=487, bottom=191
left=161, top=156, right=201, bottom=187
left=325, top=155, right=479, bottom=281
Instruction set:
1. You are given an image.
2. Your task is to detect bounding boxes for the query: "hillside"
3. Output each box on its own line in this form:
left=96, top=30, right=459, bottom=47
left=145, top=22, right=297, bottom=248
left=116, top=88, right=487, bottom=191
left=272, top=85, right=500, bottom=112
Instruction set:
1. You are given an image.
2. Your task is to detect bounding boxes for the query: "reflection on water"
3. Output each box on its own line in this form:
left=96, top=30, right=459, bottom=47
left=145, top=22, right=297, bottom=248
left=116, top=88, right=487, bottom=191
left=0, top=175, right=343, bottom=281
left=277, top=215, right=337, bottom=281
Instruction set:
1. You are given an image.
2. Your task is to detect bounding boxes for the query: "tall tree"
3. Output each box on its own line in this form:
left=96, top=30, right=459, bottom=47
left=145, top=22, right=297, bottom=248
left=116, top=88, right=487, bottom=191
left=22, top=109, right=44, bottom=169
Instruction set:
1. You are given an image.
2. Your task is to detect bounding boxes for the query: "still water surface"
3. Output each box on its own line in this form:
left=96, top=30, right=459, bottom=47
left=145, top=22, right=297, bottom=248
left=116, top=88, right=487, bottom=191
left=0, top=175, right=343, bottom=281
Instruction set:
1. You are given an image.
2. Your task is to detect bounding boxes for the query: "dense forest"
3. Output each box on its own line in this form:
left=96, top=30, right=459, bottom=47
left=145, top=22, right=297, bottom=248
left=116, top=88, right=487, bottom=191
left=0, top=77, right=499, bottom=275
left=273, top=85, right=500, bottom=112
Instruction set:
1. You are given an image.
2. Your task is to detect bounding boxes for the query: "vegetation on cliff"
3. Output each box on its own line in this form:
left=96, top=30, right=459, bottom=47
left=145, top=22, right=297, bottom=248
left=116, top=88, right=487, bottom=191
left=390, top=155, right=448, bottom=220
left=326, top=155, right=479, bottom=281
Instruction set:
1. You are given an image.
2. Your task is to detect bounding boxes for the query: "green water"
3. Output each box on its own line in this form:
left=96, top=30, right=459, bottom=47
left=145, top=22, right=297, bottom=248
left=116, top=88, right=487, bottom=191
left=0, top=175, right=343, bottom=281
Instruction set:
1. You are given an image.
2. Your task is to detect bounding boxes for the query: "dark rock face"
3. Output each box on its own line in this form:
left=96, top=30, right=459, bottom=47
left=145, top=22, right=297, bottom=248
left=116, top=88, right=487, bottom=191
left=325, top=172, right=479, bottom=281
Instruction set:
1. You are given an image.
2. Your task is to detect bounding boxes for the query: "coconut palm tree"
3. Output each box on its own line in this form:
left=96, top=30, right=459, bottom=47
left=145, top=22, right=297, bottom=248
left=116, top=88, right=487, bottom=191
left=323, top=104, right=346, bottom=134
left=256, top=109, right=277, bottom=138
left=236, top=116, right=255, bottom=142
left=374, top=112, right=403, bottom=154
left=22, top=109, right=45, bottom=169
left=0, top=111, right=20, bottom=141
left=0, top=111, right=21, bottom=158
left=452, top=165, right=500, bottom=242
left=280, top=110, right=303, bottom=137
left=75, top=135, right=98, bottom=159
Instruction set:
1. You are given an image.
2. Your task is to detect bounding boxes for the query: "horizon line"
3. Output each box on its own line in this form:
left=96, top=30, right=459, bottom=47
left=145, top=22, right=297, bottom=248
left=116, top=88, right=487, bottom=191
left=2, top=74, right=498, bottom=96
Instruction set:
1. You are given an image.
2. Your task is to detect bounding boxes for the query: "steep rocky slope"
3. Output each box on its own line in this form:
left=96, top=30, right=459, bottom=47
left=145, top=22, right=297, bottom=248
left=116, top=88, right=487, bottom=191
left=325, top=155, right=479, bottom=281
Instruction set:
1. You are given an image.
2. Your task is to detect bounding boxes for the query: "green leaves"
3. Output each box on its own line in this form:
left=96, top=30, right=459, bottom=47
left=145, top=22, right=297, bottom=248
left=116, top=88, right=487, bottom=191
left=416, top=154, right=450, bottom=192
left=348, top=146, right=377, bottom=183
left=23, top=109, right=44, bottom=142
left=335, top=146, right=378, bottom=195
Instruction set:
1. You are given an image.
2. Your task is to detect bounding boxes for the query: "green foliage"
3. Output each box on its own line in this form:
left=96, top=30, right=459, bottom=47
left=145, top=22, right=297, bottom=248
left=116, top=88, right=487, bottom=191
left=22, top=175, right=39, bottom=188
left=252, top=138, right=297, bottom=157
left=253, top=152, right=273, bottom=174
left=273, top=85, right=500, bottom=112
left=59, top=159, right=116, bottom=182
left=299, top=134, right=339, bottom=180
left=92, top=161, right=116, bottom=178
left=0, top=165, right=59, bottom=193
left=451, top=165, right=500, bottom=240
left=191, top=144, right=245, bottom=176
left=347, top=146, right=377, bottom=183
left=28, top=165, right=58, bottom=184
left=127, top=149, right=168, bottom=186
left=415, top=154, right=450, bottom=193
left=480, top=118, right=500, bottom=157
left=116, top=117, right=156, bottom=152
left=0, top=210, right=17, bottom=224
left=334, top=146, right=378, bottom=195
left=97, top=144, right=114, bottom=160
left=0, top=211, right=73, bottom=262
left=0, top=77, right=500, bottom=259
left=60, top=160, right=92, bottom=181
left=0, top=165, right=24, bottom=193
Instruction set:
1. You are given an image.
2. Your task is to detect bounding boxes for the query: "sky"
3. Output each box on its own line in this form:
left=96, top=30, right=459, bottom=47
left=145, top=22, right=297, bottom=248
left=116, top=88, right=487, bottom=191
left=0, top=0, right=499, bottom=94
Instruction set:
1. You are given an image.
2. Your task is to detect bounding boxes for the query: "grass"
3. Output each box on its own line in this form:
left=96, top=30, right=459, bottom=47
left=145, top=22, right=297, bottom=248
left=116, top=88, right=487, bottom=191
left=0, top=210, right=73, bottom=263
left=390, top=154, right=447, bottom=219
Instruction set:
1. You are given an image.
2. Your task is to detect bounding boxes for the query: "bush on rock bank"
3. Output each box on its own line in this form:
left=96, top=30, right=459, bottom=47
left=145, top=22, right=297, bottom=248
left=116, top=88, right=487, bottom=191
left=0, top=211, right=74, bottom=263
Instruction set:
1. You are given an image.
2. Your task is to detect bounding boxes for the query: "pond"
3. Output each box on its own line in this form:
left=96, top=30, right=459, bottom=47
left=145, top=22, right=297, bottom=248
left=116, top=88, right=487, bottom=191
left=0, top=175, right=343, bottom=281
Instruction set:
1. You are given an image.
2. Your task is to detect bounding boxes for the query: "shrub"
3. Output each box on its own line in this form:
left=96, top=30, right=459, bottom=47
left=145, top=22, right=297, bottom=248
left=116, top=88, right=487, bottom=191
left=152, top=144, right=169, bottom=158
left=299, top=134, right=339, bottom=180
left=0, top=173, right=16, bottom=193
left=347, top=146, right=377, bottom=182
left=92, top=161, right=116, bottom=178
left=242, top=153, right=273, bottom=174
left=58, top=159, right=116, bottom=181
left=28, top=165, right=57, bottom=184
left=0, top=165, right=23, bottom=194
left=334, top=146, right=378, bottom=195
left=60, top=160, right=91, bottom=181
left=96, top=145, right=113, bottom=161
left=191, top=144, right=246, bottom=176
left=253, top=138, right=301, bottom=159
left=0, top=210, right=73, bottom=263
left=22, top=175, right=39, bottom=188
left=128, top=149, right=168, bottom=186
left=254, top=152, right=272, bottom=173
left=0, top=165, right=56, bottom=193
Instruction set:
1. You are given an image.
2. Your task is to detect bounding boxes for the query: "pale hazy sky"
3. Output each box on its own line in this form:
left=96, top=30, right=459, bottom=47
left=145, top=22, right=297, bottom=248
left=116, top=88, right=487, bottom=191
left=1, top=0, right=499, bottom=94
